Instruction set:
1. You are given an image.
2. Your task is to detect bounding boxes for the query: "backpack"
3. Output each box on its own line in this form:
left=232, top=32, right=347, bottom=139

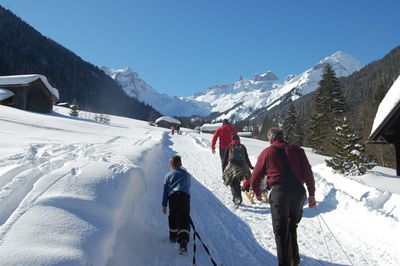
left=229, top=144, right=245, bottom=165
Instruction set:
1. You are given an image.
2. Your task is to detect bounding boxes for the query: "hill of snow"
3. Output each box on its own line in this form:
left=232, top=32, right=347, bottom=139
left=0, top=105, right=399, bottom=265
left=100, top=67, right=211, bottom=117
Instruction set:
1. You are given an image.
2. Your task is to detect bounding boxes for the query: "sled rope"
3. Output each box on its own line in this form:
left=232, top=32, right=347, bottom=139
left=189, top=216, right=219, bottom=266
left=315, top=209, right=333, bottom=263
left=314, top=207, right=354, bottom=266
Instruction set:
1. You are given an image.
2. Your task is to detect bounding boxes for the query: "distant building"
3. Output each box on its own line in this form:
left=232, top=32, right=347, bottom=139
left=238, top=131, right=253, bottom=138
left=200, top=123, right=222, bottom=134
left=369, top=75, right=400, bottom=176
left=155, top=116, right=181, bottom=129
left=0, top=74, right=59, bottom=113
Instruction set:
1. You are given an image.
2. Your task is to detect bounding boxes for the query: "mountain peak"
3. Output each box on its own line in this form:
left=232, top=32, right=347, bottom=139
left=318, top=51, right=363, bottom=73
left=254, top=71, right=278, bottom=82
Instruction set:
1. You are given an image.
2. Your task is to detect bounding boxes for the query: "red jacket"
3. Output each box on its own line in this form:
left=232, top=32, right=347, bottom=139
left=211, top=124, right=237, bottom=150
left=250, top=140, right=315, bottom=197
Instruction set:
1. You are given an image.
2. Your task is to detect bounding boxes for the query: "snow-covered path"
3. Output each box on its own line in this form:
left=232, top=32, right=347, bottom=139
left=108, top=131, right=400, bottom=265
left=0, top=105, right=399, bottom=265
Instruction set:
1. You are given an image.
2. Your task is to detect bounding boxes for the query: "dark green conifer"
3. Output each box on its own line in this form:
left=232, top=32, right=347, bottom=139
left=283, top=104, right=297, bottom=144
left=326, top=117, right=376, bottom=175
left=69, top=98, right=79, bottom=117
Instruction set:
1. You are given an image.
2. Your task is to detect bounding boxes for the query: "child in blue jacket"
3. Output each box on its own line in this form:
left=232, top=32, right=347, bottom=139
left=162, top=155, right=192, bottom=253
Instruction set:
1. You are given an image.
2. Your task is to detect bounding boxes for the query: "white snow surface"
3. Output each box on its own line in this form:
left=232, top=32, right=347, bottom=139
left=0, top=74, right=59, bottom=100
left=0, top=105, right=399, bottom=266
left=370, top=74, right=400, bottom=138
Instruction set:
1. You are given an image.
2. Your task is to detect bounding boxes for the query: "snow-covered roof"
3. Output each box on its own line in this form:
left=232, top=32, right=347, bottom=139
left=0, top=74, right=59, bottom=100
left=155, top=116, right=181, bottom=125
left=0, top=88, right=14, bottom=101
left=201, top=123, right=222, bottom=132
left=369, top=75, right=400, bottom=140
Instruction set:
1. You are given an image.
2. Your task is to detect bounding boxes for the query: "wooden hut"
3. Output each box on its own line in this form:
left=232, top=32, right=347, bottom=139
left=0, top=74, right=59, bottom=113
left=368, top=75, right=400, bottom=176
left=155, top=116, right=181, bottom=129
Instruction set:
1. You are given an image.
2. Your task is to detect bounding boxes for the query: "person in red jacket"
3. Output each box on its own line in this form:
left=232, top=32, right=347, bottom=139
left=211, top=119, right=237, bottom=167
left=250, top=127, right=316, bottom=266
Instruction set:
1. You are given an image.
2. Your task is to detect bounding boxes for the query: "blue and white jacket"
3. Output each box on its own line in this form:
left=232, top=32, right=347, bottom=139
left=162, top=167, right=192, bottom=207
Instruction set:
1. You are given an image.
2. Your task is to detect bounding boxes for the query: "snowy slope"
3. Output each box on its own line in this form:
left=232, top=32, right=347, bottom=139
left=100, top=67, right=211, bottom=117
left=184, top=51, right=363, bottom=121
left=103, top=52, right=362, bottom=121
left=0, top=105, right=399, bottom=265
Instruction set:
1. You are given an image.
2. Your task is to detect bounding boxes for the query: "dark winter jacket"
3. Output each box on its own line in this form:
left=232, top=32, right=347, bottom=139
left=211, top=124, right=237, bottom=150
left=162, top=167, right=192, bottom=207
left=250, top=140, right=315, bottom=197
left=222, top=139, right=253, bottom=171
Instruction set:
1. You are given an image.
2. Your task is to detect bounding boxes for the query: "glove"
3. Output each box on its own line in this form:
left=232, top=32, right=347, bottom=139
left=241, top=185, right=249, bottom=192
left=241, top=180, right=250, bottom=192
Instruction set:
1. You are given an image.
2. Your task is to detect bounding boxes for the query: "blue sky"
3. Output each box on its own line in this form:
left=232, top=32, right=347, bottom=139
left=1, top=0, right=399, bottom=96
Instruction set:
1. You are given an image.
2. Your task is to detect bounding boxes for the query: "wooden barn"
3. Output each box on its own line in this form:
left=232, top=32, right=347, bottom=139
left=0, top=74, right=59, bottom=113
left=155, top=116, right=181, bottom=129
left=369, top=75, right=400, bottom=176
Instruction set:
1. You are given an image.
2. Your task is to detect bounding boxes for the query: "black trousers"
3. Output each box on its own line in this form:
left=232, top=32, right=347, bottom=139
left=269, top=184, right=306, bottom=266
left=230, top=178, right=242, bottom=204
left=168, top=191, right=190, bottom=243
left=219, top=148, right=227, bottom=171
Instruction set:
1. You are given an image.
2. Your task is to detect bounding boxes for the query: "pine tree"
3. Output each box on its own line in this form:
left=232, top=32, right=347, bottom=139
left=293, top=118, right=304, bottom=146
left=309, top=64, right=344, bottom=154
left=326, top=117, right=376, bottom=175
left=69, top=98, right=79, bottom=117
left=283, top=104, right=297, bottom=144
left=309, top=86, right=329, bottom=153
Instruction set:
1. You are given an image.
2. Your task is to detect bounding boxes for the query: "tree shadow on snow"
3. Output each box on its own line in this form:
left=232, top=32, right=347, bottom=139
left=303, top=188, right=339, bottom=218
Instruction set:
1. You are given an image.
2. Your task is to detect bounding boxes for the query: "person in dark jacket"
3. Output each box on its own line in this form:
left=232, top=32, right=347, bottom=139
left=162, top=155, right=192, bottom=253
left=250, top=128, right=316, bottom=266
left=222, top=134, right=253, bottom=207
left=211, top=119, right=237, bottom=167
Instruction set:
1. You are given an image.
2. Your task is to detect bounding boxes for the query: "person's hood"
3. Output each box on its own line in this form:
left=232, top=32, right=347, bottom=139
left=270, top=139, right=286, bottom=148
left=222, top=124, right=235, bottom=131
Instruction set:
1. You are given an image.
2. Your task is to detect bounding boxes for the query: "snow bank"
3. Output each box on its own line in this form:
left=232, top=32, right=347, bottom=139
left=0, top=105, right=164, bottom=265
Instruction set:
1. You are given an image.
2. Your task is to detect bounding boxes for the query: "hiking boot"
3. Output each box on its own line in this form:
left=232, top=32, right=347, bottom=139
left=169, top=236, right=176, bottom=243
left=179, top=240, right=187, bottom=254
left=233, top=197, right=242, bottom=209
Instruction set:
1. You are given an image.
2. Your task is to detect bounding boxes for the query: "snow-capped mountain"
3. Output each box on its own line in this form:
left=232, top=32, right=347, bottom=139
left=103, top=51, right=362, bottom=121
left=183, top=51, right=363, bottom=121
left=100, top=67, right=211, bottom=117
